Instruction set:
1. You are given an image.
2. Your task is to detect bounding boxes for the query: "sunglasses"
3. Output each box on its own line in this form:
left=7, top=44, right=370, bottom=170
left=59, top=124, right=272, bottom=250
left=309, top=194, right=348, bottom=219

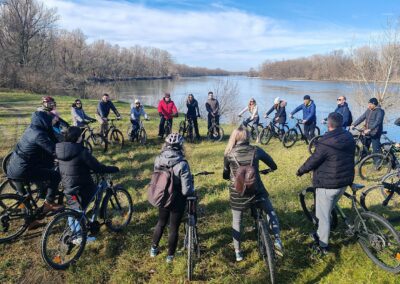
left=337, top=98, right=343, bottom=101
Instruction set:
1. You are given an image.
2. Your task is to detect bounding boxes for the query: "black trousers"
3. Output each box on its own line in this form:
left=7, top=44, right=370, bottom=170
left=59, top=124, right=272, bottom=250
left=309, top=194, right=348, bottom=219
left=304, top=121, right=316, bottom=141
left=187, top=115, right=200, bottom=137
left=152, top=207, right=185, bottom=256
left=158, top=117, right=173, bottom=137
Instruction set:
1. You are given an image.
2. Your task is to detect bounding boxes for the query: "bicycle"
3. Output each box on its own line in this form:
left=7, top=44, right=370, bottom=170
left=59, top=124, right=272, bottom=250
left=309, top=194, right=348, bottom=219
left=259, top=117, right=289, bottom=145
left=358, top=133, right=400, bottom=181
left=207, top=117, right=224, bottom=142
left=352, top=127, right=371, bottom=165
left=81, top=121, right=108, bottom=153
left=179, top=115, right=197, bottom=143
left=0, top=178, right=65, bottom=243
left=360, top=171, right=400, bottom=229
left=184, top=171, right=214, bottom=281
left=127, top=119, right=148, bottom=145
left=160, top=116, right=174, bottom=138
left=105, top=118, right=125, bottom=150
left=299, top=184, right=400, bottom=273
left=41, top=173, right=133, bottom=270
left=240, top=117, right=264, bottom=142
left=282, top=118, right=320, bottom=148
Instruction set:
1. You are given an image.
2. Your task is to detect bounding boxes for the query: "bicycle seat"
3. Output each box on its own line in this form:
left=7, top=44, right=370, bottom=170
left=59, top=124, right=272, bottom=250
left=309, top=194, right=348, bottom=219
left=350, top=183, right=365, bottom=192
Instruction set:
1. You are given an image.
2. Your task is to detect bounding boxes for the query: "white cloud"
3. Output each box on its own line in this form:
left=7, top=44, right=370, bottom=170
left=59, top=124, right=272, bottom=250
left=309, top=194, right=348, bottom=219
left=46, top=0, right=374, bottom=70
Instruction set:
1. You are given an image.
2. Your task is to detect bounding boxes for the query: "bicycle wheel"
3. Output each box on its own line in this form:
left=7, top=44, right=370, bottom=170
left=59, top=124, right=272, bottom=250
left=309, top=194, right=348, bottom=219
left=250, top=127, right=258, bottom=141
left=139, top=128, right=147, bottom=145
left=127, top=125, right=133, bottom=140
left=358, top=153, right=392, bottom=181
left=187, top=224, right=195, bottom=281
left=0, top=179, right=16, bottom=195
left=90, top=135, right=108, bottom=153
left=82, top=140, right=93, bottom=154
left=0, top=194, right=31, bottom=243
left=314, top=126, right=321, bottom=136
left=355, top=211, right=400, bottom=273
left=299, top=187, right=338, bottom=229
left=102, top=187, right=133, bottom=232
left=308, top=135, right=322, bottom=155
left=258, top=220, right=276, bottom=284
left=260, top=128, right=272, bottom=145
left=282, top=128, right=298, bottom=148
left=207, top=125, right=224, bottom=142
left=179, top=121, right=186, bottom=136
left=109, top=129, right=124, bottom=149
left=41, top=210, right=87, bottom=270
left=1, top=151, right=12, bottom=176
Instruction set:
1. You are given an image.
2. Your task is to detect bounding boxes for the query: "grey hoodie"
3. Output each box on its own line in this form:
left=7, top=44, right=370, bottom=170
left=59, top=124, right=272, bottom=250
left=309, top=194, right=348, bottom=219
left=154, top=148, right=194, bottom=197
left=206, top=98, right=220, bottom=116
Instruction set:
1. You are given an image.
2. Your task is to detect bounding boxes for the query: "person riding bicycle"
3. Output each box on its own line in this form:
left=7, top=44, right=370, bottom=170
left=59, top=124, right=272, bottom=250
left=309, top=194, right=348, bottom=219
left=238, top=98, right=260, bottom=143
left=96, top=93, right=121, bottom=136
left=150, top=133, right=194, bottom=263
left=351, top=98, right=385, bottom=160
left=157, top=93, right=178, bottom=138
left=206, top=91, right=220, bottom=131
left=130, top=99, right=148, bottom=141
left=296, top=112, right=355, bottom=256
left=290, top=95, right=317, bottom=140
left=7, top=97, right=63, bottom=213
left=186, top=94, right=201, bottom=139
left=265, top=97, right=287, bottom=135
left=71, top=99, right=95, bottom=127
left=223, top=126, right=283, bottom=262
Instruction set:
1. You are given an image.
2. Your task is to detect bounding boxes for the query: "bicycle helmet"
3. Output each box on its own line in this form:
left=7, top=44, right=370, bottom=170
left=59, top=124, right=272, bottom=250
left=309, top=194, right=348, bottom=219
left=42, top=96, right=56, bottom=111
left=165, top=133, right=184, bottom=148
left=395, top=117, right=400, bottom=126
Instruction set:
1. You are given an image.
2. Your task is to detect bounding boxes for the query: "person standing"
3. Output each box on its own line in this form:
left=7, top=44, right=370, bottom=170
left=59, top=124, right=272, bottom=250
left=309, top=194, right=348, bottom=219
left=238, top=98, right=260, bottom=142
left=157, top=93, right=178, bottom=138
left=290, top=95, right=317, bottom=140
left=130, top=99, right=148, bottom=141
left=71, top=99, right=95, bottom=127
left=96, top=94, right=121, bottom=136
left=297, top=112, right=355, bottom=255
left=186, top=94, right=201, bottom=139
left=206, top=92, right=220, bottom=131
left=352, top=98, right=385, bottom=158
left=323, top=96, right=352, bottom=128
left=265, top=97, right=287, bottom=135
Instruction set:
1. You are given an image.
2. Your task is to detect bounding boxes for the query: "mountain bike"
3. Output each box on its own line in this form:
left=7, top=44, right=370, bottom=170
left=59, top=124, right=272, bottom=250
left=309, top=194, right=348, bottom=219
left=105, top=118, right=124, bottom=150
left=81, top=121, right=108, bottom=153
left=299, top=184, right=400, bottom=273
left=161, top=117, right=173, bottom=138
left=352, top=127, right=371, bottom=165
left=360, top=171, right=400, bottom=229
left=185, top=171, right=214, bottom=281
left=282, top=118, right=320, bottom=148
left=41, top=173, right=133, bottom=270
left=239, top=116, right=263, bottom=142
left=207, top=117, right=224, bottom=142
left=127, top=119, right=148, bottom=145
left=358, top=133, right=400, bottom=181
left=0, top=178, right=64, bottom=243
left=179, top=115, right=196, bottom=143
left=259, top=117, right=289, bottom=145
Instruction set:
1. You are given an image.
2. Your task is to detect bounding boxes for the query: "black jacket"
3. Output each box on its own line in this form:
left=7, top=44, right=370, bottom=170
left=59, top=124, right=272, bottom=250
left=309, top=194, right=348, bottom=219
left=7, top=111, right=57, bottom=179
left=186, top=99, right=200, bottom=118
left=223, top=143, right=277, bottom=211
left=297, top=128, right=355, bottom=189
left=353, top=107, right=385, bottom=137
left=56, top=142, right=119, bottom=195
left=97, top=100, right=120, bottom=118
left=266, top=102, right=287, bottom=124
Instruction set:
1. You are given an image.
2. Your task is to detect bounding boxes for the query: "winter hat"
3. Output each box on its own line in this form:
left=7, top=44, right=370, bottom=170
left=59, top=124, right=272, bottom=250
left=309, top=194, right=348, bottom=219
left=368, top=98, right=379, bottom=106
left=303, top=95, right=311, bottom=100
left=274, top=97, right=280, bottom=104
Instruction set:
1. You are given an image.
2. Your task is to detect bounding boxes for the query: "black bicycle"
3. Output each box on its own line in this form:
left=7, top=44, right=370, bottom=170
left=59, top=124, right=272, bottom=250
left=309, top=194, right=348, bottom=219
left=358, top=133, right=400, bottom=181
left=127, top=119, right=148, bottom=145
left=105, top=118, right=125, bottom=150
left=282, top=118, right=320, bottom=148
left=299, top=184, right=400, bottom=273
left=239, top=116, right=263, bottom=142
left=161, top=117, right=173, bottom=138
left=185, top=171, right=214, bottom=281
left=81, top=121, right=107, bottom=153
left=41, top=173, right=133, bottom=270
left=259, top=117, right=289, bottom=145
left=207, top=117, right=224, bottom=142
left=179, top=115, right=197, bottom=143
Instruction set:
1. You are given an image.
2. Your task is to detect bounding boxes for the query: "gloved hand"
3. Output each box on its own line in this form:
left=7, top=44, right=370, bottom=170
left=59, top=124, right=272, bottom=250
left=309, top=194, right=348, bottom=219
left=296, top=170, right=303, bottom=177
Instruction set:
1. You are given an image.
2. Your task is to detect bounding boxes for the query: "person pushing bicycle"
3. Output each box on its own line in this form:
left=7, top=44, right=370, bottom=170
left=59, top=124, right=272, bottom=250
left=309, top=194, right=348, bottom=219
left=157, top=93, right=178, bottom=138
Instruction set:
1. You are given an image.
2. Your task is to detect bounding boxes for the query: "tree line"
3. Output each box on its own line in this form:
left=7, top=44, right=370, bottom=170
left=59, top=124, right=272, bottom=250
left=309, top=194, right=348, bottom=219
left=0, top=0, right=231, bottom=96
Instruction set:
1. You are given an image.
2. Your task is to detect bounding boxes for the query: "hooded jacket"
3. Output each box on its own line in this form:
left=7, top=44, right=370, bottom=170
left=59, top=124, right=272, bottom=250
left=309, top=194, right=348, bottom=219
left=7, top=111, right=57, bottom=179
left=154, top=147, right=194, bottom=210
left=157, top=99, right=178, bottom=120
left=297, top=128, right=355, bottom=189
left=266, top=101, right=287, bottom=124
left=223, top=143, right=277, bottom=211
left=291, top=100, right=316, bottom=124
left=56, top=142, right=119, bottom=195
left=353, top=107, right=385, bottom=137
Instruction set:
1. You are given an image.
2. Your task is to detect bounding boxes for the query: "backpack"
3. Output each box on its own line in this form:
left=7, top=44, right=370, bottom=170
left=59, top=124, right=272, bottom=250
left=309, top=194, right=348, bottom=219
left=232, top=150, right=258, bottom=197
left=147, top=166, right=175, bottom=208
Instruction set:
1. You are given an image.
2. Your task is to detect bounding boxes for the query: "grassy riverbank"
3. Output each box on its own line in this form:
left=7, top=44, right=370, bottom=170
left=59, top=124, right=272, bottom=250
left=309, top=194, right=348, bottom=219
left=0, top=91, right=398, bottom=283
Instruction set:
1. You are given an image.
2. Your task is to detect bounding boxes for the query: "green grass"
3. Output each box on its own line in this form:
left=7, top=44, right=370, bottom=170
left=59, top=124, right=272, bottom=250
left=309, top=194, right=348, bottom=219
left=0, top=91, right=399, bottom=283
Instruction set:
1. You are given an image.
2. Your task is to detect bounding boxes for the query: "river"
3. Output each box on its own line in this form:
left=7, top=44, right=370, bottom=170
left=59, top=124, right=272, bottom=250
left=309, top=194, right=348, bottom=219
left=112, top=76, right=399, bottom=140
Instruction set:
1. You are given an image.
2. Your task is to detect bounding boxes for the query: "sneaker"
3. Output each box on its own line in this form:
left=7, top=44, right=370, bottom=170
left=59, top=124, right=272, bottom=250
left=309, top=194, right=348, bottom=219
left=274, top=238, right=284, bottom=257
left=150, top=246, right=159, bottom=258
left=311, top=243, right=330, bottom=257
left=235, top=250, right=244, bottom=262
left=166, top=255, right=174, bottom=263
left=72, top=236, right=96, bottom=245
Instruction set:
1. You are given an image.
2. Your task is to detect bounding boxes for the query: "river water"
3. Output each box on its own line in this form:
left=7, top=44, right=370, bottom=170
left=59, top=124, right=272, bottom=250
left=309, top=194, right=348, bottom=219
left=113, top=76, right=399, bottom=140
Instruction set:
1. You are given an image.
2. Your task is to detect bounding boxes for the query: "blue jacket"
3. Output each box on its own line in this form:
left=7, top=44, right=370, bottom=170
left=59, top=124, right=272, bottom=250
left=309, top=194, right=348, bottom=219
left=97, top=101, right=120, bottom=118
left=291, top=100, right=316, bottom=124
left=334, top=102, right=352, bottom=127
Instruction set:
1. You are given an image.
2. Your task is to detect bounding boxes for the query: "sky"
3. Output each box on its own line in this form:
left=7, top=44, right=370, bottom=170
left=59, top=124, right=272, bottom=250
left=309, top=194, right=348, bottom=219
left=45, top=0, right=400, bottom=71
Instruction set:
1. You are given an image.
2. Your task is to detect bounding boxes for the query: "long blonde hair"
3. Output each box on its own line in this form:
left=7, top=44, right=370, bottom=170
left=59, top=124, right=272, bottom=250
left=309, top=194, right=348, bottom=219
left=224, top=126, right=250, bottom=156
left=248, top=98, right=256, bottom=112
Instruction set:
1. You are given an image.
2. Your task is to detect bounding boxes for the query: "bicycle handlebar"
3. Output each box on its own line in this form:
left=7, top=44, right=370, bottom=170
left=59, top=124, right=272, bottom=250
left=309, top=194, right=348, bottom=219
left=260, top=169, right=273, bottom=175
left=194, top=171, right=215, bottom=177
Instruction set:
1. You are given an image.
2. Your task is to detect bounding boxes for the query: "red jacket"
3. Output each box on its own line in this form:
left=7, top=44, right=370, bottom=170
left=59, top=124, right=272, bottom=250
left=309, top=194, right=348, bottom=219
left=158, top=99, right=178, bottom=119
